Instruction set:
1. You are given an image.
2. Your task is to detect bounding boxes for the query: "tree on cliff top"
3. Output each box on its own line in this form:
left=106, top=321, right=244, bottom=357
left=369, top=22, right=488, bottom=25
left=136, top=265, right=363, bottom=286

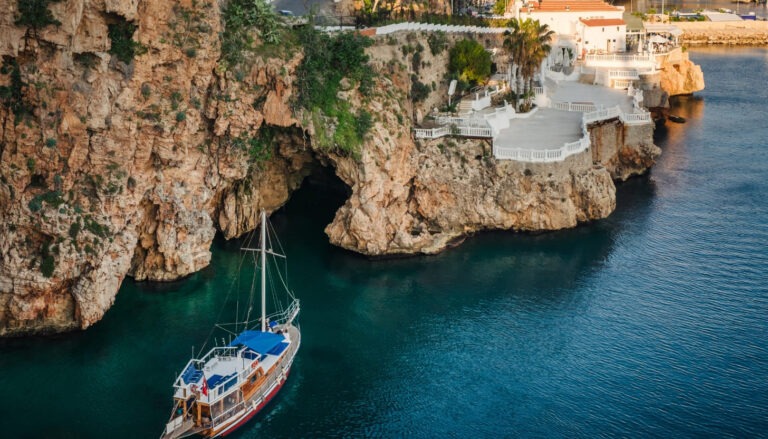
left=503, top=18, right=554, bottom=112
left=448, top=39, right=492, bottom=86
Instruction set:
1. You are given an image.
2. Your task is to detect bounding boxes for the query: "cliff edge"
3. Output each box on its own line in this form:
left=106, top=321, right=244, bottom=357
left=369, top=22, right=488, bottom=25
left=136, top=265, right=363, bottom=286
left=1, top=2, right=662, bottom=336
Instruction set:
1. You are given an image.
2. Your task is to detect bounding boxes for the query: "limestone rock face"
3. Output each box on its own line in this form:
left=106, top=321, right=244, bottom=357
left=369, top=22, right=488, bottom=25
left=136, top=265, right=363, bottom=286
left=590, top=120, right=660, bottom=181
left=0, top=0, right=312, bottom=336
left=658, top=50, right=705, bottom=96
left=324, top=119, right=652, bottom=256
left=0, top=9, right=662, bottom=336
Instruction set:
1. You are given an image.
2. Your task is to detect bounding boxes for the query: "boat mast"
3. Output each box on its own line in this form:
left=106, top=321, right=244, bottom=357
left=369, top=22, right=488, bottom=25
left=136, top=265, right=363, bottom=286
left=261, top=210, right=266, bottom=332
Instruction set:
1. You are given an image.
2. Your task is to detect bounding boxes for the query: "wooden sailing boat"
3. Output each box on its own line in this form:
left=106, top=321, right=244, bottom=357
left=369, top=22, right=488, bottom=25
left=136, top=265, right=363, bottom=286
left=161, top=211, right=300, bottom=439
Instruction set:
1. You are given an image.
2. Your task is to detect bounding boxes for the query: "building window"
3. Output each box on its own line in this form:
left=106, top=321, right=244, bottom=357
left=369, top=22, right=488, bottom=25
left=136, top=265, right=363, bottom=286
left=602, top=27, right=605, bottom=32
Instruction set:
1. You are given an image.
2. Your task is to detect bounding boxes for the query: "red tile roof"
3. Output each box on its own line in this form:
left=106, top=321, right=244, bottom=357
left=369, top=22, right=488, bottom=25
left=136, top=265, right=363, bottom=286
left=527, top=0, right=622, bottom=13
left=580, top=18, right=626, bottom=26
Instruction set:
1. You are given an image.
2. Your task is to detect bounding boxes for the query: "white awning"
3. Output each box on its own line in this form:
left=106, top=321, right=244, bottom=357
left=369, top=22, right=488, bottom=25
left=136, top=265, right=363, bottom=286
left=643, top=23, right=683, bottom=37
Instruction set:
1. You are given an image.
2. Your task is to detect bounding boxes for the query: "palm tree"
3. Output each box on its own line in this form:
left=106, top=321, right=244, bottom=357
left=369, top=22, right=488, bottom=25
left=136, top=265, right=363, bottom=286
left=503, top=18, right=554, bottom=111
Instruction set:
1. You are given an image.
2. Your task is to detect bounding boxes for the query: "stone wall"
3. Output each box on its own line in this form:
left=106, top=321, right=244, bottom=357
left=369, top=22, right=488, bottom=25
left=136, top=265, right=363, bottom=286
left=677, top=21, right=768, bottom=46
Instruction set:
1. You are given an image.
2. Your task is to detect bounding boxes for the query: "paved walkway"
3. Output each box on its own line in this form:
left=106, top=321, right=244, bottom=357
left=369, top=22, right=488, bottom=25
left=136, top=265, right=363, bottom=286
left=495, top=109, right=584, bottom=150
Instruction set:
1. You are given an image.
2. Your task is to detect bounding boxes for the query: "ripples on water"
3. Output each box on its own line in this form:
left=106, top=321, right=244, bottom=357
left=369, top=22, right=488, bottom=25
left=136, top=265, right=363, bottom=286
left=1, top=48, right=768, bottom=438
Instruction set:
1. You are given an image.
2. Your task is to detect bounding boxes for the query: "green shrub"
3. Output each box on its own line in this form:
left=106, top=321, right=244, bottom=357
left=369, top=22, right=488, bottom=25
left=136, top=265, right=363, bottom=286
left=40, top=253, right=55, bottom=277
left=141, top=83, right=151, bottom=100
left=427, top=31, right=448, bottom=56
left=108, top=20, right=145, bottom=64
left=69, top=221, right=81, bottom=240
left=28, top=197, right=43, bottom=212
left=45, top=137, right=57, bottom=148
left=170, top=91, right=182, bottom=110
left=296, top=26, right=373, bottom=111
left=176, top=111, right=186, bottom=122
left=411, top=80, right=431, bottom=102
left=412, top=50, right=422, bottom=74
left=448, top=39, right=491, bottom=85
left=84, top=216, right=108, bottom=237
left=229, top=126, right=276, bottom=165
left=221, top=0, right=281, bottom=68
left=15, top=0, right=61, bottom=30
left=0, top=58, right=31, bottom=121
left=356, top=110, right=372, bottom=139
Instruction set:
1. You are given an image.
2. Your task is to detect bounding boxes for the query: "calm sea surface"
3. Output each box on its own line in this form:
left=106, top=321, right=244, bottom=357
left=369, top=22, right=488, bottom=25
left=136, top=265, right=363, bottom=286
left=2, top=47, right=768, bottom=438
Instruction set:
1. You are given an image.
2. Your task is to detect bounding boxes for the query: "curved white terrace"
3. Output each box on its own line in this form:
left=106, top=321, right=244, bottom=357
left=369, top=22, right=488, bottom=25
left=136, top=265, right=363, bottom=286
left=494, top=109, right=583, bottom=152
left=546, top=80, right=636, bottom=113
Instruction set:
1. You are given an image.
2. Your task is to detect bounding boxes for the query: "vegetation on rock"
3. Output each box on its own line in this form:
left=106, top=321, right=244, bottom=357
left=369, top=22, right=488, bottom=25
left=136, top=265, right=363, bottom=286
left=108, top=20, right=145, bottom=64
left=0, top=58, right=31, bottom=122
left=448, top=39, right=491, bottom=85
left=167, top=1, right=212, bottom=60
left=427, top=31, right=448, bottom=56
left=295, top=22, right=375, bottom=156
left=229, top=126, right=276, bottom=167
left=14, top=0, right=61, bottom=31
left=221, top=0, right=282, bottom=68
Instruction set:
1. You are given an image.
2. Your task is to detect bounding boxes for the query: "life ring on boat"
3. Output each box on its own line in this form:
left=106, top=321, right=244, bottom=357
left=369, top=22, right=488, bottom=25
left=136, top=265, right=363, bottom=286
left=190, top=384, right=199, bottom=393
left=251, top=360, right=258, bottom=369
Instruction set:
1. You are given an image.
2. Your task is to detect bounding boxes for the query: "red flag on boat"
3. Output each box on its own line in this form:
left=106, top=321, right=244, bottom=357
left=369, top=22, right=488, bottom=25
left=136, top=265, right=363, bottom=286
left=201, top=375, right=208, bottom=397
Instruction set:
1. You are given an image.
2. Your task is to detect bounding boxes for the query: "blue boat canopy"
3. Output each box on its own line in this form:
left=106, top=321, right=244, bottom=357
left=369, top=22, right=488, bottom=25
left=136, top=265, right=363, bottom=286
left=229, top=330, right=286, bottom=354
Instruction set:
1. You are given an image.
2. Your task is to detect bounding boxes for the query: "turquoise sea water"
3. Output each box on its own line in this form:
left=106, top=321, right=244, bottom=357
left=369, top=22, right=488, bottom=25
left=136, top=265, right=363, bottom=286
left=2, top=47, right=768, bottom=438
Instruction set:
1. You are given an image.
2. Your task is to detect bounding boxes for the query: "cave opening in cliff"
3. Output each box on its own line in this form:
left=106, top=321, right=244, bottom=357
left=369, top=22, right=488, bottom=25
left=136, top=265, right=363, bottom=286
left=276, top=164, right=351, bottom=230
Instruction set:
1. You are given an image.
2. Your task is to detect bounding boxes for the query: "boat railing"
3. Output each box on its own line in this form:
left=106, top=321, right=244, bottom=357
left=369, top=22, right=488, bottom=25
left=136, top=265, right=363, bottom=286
left=211, top=399, right=247, bottom=427
left=265, top=299, right=300, bottom=325
left=195, top=346, right=238, bottom=367
left=243, top=332, right=300, bottom=411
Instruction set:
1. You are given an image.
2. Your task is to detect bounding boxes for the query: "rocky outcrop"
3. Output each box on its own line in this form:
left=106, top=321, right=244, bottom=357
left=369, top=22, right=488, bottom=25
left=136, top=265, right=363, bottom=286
left=0, top=0, right=312, bottom=336
left=324, top=117, right=655, bottom=256
left=323, top=33, right=658, bottom=256
left=657, top=49, right=705, bottom=96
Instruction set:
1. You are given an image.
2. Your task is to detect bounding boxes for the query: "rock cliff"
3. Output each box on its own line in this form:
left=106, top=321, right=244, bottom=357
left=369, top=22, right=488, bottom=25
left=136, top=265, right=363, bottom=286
left=323, top=33, right=659, bottom=256
left=0, top=0, right=312, bottom=336
left=0, top=1, right=661, bottom=336
left=657, top=49, right=705, bottom=96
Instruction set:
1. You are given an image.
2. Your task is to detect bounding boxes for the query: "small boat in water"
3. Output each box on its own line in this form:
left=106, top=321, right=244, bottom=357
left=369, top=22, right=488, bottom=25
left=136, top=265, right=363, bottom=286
left=668, top=114, right=686, bottom=123
left=161, top=211, right=300, bottom=439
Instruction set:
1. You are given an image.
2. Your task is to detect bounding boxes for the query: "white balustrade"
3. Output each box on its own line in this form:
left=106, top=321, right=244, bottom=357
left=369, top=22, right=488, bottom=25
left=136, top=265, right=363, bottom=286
left=493, top=136, right=590, bottom=163
left=619, top=112, right=652, bottom=125
left=552, top=102, right=597, bottom=112
left=373, top=22, right=507, bottom=36
left=609, top=70, right=640, bottom=79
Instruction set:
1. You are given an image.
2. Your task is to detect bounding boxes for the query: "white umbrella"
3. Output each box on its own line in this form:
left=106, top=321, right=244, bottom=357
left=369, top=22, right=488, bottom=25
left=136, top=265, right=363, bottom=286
left=649, top=35, right=668, bottom=43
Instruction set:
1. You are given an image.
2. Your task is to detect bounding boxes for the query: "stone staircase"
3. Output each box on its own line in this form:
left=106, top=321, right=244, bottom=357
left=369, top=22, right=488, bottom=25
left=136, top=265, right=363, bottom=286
left=458, top=99, right=474, bottom=115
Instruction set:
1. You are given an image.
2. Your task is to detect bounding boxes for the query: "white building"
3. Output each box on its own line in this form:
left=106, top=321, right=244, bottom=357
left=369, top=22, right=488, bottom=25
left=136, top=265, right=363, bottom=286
left=578, top=18, right=627, bottom=54
left=514, top=0, right=626, bottom=57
